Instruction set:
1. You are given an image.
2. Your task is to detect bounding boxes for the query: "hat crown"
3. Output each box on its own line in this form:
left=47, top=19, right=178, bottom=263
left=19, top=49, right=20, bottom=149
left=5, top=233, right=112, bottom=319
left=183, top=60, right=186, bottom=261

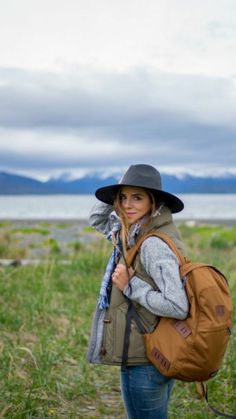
left=119, top=164, right=162, bottom=190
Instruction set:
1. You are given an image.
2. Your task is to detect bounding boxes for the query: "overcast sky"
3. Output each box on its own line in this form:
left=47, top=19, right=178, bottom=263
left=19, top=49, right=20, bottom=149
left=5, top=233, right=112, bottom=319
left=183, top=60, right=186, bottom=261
left=0, top=0, right=235, bottom=180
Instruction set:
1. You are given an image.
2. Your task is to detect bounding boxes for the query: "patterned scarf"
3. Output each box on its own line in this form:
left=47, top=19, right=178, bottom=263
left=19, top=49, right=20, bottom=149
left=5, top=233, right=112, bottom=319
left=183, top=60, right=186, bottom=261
left=98, top=213, right=150, bottom=309
left=98, top=218, right=121, bottom=309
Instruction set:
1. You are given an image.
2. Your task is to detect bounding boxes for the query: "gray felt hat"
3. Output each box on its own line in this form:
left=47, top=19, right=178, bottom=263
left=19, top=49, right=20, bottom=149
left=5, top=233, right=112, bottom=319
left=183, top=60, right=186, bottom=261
left=95, top=164, right=184, bottom=213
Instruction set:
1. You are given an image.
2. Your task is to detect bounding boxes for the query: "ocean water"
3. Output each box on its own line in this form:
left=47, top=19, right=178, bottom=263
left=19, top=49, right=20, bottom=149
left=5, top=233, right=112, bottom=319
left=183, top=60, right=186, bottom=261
left=0, top=194, right=235, bottom=221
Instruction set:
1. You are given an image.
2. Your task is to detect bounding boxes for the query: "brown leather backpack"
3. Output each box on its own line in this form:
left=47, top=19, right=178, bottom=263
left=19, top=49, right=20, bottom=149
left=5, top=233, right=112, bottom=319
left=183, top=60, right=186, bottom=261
left=127, top=231, right=233, bottom=383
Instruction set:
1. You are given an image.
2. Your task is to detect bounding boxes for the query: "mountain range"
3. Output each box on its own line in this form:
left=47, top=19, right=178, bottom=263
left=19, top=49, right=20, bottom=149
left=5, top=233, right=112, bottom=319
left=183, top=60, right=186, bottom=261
left=0, top=171, right=236, bottom=194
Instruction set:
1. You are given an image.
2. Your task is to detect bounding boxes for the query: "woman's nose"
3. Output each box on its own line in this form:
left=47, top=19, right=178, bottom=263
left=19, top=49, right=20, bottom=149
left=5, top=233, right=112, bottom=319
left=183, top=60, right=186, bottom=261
left=123, top=198, right=132, bottom=208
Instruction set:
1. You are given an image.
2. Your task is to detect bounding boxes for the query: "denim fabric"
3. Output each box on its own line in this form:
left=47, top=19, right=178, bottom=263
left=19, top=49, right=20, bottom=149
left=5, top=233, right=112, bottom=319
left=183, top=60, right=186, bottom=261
left=120, top=365, right=175, bottom=419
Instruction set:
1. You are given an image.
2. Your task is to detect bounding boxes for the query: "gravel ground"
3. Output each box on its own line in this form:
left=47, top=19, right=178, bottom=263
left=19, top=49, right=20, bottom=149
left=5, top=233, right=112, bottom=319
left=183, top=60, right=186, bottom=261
left=0, top=219, right=100, bottom=261
left=0, top=218, right=235, bottom=262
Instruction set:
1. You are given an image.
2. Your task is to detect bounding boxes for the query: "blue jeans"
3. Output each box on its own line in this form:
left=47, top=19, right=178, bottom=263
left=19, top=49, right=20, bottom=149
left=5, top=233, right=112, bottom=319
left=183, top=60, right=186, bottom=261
left=120, top=365, right=175, bottom=419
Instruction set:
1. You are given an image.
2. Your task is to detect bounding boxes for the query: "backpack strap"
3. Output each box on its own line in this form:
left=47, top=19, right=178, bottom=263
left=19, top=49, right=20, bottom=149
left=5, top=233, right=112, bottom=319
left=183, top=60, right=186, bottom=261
left=196, top=382, right=236, bottom=418
left=126, top=231, right=187, bottom=268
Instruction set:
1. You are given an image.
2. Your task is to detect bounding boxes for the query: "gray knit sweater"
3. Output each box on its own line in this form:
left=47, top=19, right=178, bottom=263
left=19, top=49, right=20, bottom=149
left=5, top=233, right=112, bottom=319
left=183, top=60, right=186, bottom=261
left=89, top=201, right=188, bottom=320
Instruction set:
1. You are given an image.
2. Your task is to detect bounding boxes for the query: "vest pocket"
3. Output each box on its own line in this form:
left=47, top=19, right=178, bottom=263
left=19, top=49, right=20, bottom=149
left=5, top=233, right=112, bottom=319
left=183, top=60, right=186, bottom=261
left=102, top=299, right=160, bottom=364
left=134, top=304, right=159, bottom=334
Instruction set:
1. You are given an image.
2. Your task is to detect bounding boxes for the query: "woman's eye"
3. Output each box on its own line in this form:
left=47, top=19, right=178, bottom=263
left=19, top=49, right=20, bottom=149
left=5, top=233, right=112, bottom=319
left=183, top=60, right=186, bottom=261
left=120, top=195, right=126, bottom=201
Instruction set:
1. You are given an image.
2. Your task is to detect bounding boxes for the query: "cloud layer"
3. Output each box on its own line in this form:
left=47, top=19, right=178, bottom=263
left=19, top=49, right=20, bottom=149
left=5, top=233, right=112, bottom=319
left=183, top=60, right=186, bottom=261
left=0, top=65, right=235, bottom=178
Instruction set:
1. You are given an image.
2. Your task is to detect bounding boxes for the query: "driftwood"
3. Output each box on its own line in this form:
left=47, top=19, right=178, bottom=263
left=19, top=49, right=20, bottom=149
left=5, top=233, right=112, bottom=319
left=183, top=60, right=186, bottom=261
left=0, top=259, right=72, bottom=267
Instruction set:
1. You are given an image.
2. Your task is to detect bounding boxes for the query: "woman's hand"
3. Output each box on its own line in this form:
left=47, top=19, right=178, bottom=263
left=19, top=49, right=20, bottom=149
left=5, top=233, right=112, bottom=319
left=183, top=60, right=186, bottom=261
left=112, top=263, right=134, bottom=291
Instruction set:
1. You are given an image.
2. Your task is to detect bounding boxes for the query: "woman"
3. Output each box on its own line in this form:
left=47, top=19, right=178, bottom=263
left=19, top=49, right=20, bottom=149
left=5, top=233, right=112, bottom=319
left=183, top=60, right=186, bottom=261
left=87, top=164, right=189, bottom=419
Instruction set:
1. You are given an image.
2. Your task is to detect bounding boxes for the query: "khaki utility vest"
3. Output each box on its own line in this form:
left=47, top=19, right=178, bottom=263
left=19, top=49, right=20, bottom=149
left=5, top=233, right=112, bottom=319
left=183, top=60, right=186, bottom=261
left=100, top=207, right=186, bottom=365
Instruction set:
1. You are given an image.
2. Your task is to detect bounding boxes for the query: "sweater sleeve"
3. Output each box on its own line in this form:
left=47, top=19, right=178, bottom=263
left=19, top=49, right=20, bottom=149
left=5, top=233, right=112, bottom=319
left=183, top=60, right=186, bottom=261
left=88, top=200, right=115, bottom=235
left=123, top=236, right=189, bottom=319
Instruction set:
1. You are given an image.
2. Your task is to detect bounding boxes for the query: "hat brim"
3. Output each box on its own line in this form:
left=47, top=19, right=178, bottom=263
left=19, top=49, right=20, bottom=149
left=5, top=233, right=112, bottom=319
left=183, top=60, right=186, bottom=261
left=95, top=184, right=184, bottom=214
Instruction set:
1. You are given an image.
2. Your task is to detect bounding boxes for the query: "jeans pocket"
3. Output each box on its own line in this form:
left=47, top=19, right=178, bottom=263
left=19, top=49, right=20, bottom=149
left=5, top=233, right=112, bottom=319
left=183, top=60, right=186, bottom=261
left=147, top=365, right=171, bottom=385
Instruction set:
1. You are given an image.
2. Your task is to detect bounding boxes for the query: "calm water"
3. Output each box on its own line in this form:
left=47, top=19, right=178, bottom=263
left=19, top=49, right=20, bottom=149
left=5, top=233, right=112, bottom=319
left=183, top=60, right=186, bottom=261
left=0, top=194, right=235, bottom=221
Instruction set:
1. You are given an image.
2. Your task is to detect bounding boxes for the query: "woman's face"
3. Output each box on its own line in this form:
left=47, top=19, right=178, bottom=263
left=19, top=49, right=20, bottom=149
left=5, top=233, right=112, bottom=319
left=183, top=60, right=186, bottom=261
left=119, top=186, right=153, bottom=224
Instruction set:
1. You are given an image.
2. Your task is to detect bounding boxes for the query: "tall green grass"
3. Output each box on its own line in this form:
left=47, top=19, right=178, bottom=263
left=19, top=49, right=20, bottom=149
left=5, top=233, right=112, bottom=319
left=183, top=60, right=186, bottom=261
left=0, top=225, right=235, bottom=418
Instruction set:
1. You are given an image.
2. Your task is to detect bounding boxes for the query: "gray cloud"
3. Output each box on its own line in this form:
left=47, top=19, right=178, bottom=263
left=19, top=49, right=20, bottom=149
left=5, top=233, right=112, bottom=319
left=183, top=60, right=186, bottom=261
left=1, top=66, right=235, bottom=129
left=0, top=66, right=235, bottom=176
